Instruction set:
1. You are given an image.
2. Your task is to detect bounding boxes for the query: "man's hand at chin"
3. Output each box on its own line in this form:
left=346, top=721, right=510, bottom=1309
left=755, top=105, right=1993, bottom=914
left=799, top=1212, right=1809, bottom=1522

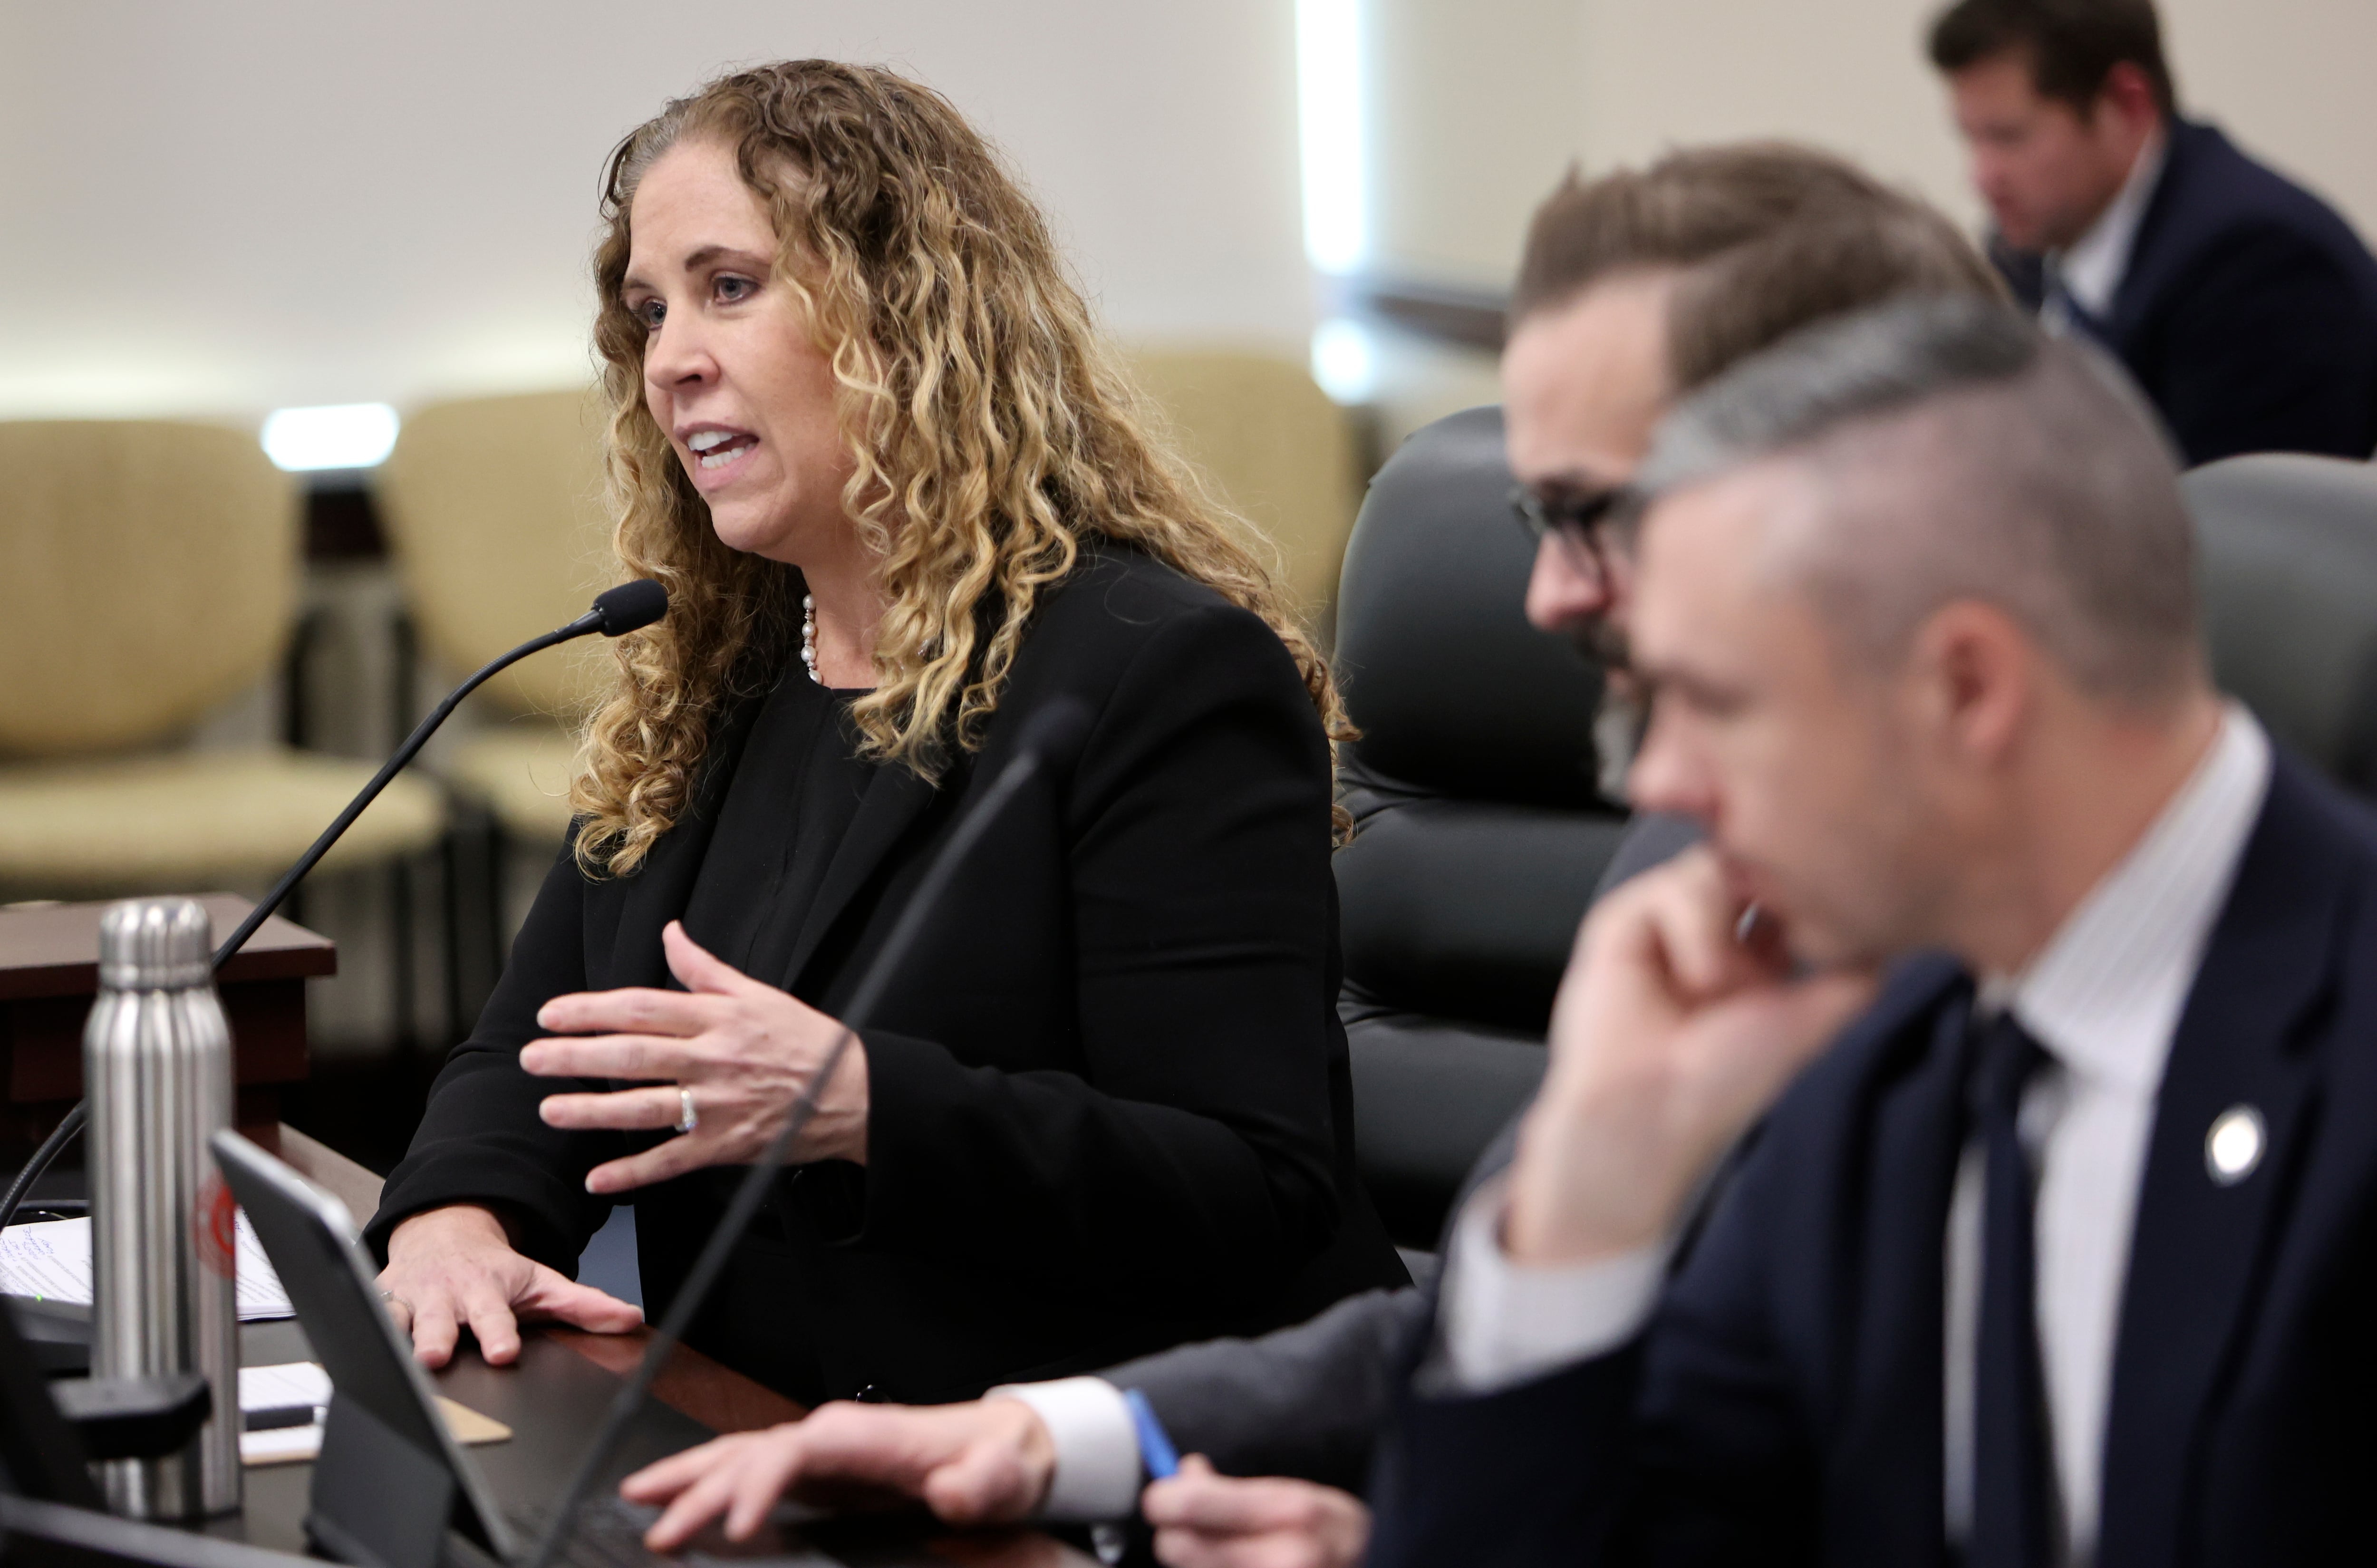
left=1142, top=1457, right=1370, bottom=1568
left=619, top=1398, right=1054, bottom=1550
left=1506, top=845, right=1880, bottom=1265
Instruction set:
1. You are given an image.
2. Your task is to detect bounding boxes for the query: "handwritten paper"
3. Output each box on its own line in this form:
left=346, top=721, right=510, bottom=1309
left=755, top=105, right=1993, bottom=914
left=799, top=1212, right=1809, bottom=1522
left=0, top=1214, right=293, bottom=1321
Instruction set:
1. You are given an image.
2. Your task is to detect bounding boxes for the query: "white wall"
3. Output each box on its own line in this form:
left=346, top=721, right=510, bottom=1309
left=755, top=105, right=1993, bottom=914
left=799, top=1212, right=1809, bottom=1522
left=1572, top=0, right=1978, bottom=232
left=1364, top=0, right=1588, bottom=290
left=2156, top=0, right=2377, bottom=237
left=0, top=0, right=1313, bottom=424
left=8, top=0, right=2371, bottom=428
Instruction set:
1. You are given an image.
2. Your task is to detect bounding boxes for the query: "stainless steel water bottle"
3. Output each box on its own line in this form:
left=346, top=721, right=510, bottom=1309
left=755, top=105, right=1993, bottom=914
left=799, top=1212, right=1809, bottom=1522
left=85, top=897, right=241, bottom=1519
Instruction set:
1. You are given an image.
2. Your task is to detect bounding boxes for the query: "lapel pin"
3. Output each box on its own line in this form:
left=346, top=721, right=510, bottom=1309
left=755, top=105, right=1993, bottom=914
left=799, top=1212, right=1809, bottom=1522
left=2205, top=1104, right=2266, bottom=1186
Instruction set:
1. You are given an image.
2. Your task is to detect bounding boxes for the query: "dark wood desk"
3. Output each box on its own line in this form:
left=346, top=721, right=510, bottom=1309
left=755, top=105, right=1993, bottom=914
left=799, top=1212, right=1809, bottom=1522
left=211, top=1132, right=1095, bottom=1568
left=216, top=1322, right=1092, bottom=1568
left=0, top=896, right=334, bottom=1147
left=253, top=1127, right=809, bottom=1442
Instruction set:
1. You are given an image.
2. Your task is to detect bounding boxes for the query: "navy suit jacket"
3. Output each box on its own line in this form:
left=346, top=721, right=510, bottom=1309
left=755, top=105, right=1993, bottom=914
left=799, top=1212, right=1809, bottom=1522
left=1996, top=120, right=2377, bottom=466
left=1366, top=751, right=2377, bottom=1568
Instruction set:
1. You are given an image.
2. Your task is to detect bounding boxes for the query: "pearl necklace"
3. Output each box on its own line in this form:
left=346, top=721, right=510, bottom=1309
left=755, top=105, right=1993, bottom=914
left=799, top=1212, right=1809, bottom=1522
left=800, top=593, right=822, bottom=685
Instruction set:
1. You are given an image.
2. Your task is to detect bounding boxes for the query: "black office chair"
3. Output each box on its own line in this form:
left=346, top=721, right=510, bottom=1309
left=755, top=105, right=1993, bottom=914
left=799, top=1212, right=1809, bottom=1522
left=2184, top=453, right=2377, bottom=794
left=1331, top=406, right=1632, bottom=1248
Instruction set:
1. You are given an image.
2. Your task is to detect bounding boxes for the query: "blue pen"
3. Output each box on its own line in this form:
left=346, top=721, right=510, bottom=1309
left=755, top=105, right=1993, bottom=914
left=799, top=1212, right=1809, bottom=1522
left=1121, top=1388, right=1180, bottom=1480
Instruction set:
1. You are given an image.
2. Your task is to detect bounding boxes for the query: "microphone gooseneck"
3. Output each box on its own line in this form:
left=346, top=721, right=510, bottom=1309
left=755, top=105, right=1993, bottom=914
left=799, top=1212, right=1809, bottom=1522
left=209, top=581, right=667, bottom=969
left=0, top=584, right=672, bottom=1235
left=522, top=696, right=1095, bottom=1568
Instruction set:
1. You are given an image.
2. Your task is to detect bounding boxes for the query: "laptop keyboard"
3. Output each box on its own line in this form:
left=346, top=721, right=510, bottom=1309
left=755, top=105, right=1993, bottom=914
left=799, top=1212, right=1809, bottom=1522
left=507, top=1497, right=840, bottom=1568
left=508, top=1498, right=672, bottom=1568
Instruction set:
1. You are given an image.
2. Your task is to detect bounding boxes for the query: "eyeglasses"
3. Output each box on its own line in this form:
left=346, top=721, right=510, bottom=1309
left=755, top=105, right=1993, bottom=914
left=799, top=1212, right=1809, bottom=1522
left=1509, top=483, right=1635, bottom=592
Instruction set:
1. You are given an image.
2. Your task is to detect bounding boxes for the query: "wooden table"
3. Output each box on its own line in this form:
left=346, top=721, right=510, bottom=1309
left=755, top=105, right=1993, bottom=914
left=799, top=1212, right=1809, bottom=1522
left=260, top=1125, right=813, bottom=1440
left=0, top=896, right=334, bottom=1148
left=0, top=1129, right=1099, bottom=1566
left=240, top=1130, right=1097, bottom=1568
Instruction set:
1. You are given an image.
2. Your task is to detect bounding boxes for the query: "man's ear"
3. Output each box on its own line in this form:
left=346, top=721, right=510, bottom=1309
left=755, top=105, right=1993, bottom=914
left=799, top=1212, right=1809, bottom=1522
left=2091, top=60, right=2161, bottom=130
left=1906, top=600, right=2032, bottom=769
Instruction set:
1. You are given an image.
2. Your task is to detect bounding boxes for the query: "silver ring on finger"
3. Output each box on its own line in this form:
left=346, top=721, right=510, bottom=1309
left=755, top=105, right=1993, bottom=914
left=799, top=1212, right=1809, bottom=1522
left=676, top=1085, right=700, bottom=1136
left=379, top=1289, right=412, bottom=1315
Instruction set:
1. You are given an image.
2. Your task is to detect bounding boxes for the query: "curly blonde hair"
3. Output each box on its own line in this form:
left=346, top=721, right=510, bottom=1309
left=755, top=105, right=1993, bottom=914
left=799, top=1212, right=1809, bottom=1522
left=570, top=60, right=1348, bottom=876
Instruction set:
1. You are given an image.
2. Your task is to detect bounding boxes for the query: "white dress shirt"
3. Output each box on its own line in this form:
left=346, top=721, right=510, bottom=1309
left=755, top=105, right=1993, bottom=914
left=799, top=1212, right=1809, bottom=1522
left=2043, top=126, right=2168, bottom=330
left=1438, top=705, right=2271, bottom=1565
left=989, top=1375, right=1143, bottom=1520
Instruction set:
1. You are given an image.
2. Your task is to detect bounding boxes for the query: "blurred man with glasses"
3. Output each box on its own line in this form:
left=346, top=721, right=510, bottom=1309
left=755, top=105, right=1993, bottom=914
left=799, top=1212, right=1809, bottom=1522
left=1511, top=481, right=1642, bottom=799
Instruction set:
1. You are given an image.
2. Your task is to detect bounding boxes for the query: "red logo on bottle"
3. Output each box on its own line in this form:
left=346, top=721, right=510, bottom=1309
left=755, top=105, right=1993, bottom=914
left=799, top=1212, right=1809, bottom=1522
left=195, top=1174, right=238, bottom=1279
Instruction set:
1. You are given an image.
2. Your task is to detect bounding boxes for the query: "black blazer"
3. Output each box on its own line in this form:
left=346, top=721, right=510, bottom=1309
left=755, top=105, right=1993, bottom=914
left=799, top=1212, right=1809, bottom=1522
left=1366, top=750, right=2377, bottom=1568
left=367, top=543, right=1405, bottom=1405
left=1995, top=119, right=2377, bottom=466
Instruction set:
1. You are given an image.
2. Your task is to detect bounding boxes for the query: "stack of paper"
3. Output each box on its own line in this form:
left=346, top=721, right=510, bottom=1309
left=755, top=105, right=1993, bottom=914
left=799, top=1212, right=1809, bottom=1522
left=235, top=1361, right=511, bottom=1467
left=240, top=1361, right=333, bottom=1465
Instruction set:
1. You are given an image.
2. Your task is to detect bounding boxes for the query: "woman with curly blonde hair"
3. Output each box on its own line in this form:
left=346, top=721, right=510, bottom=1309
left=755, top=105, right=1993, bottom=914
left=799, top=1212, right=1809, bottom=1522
left=366, top=59, right=1404, bottom=1405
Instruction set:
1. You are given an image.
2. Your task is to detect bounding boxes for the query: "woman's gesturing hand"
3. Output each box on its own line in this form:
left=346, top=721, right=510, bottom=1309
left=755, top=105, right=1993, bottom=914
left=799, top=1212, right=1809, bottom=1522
left=377, top=1204, right=642, bottom=1367
left=524, top=921, right=868, bottom=1195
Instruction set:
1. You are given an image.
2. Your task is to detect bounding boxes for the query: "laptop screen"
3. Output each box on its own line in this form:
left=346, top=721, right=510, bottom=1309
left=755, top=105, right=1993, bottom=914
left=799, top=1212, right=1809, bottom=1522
left=209, top=1131, right=512, bottom=1561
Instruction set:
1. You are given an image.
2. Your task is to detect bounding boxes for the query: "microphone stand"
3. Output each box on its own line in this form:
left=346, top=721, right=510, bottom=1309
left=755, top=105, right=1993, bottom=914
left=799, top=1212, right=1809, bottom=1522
left=520, top=698, right=1091, bottom=1568
left=0, top=582, right=670, bottom=1234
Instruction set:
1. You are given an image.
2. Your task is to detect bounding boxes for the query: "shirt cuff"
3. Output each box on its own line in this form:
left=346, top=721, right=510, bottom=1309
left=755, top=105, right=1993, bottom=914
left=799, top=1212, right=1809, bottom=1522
left=1433, top=1178, right=1669, bottom=1395
left=986, top=1376, right=1143, bottom=1522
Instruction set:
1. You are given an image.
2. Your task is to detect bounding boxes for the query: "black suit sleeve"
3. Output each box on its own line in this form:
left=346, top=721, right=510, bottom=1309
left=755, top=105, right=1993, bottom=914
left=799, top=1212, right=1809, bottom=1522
left=2147, top=222, right=2377, bottom=464
left=363, top=840, right=626, bottom=1270
left=856, top=603, right=1344, bottom=1310
left=1366, top=1128, right=1818, bottom=1568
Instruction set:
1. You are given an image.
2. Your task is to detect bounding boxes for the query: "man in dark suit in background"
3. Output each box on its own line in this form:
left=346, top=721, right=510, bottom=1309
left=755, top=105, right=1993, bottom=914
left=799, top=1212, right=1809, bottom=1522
left=612, top=150, right=2006, bottom=1568
left=1930, top=0, right=2377, bottom=464
left=1366, top=295, right=2377, bottom=1567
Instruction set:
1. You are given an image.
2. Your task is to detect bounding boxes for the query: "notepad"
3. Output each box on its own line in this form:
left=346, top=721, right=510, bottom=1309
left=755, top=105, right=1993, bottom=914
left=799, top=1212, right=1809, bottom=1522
left=241, top=1359, right=333, bottom=1413
left=0, top=1214, right=294, bottom=1321
left=237, top=1361, right=511, bottom=1467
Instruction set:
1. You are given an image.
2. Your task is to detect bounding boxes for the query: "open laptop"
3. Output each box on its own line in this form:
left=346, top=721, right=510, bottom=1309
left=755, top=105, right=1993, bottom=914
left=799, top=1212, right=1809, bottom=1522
left=209, top=1132, right=850, bottom=1568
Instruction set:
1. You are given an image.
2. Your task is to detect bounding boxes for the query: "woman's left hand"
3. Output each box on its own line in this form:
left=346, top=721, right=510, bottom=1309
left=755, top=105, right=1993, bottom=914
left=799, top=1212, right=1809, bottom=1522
left=522, top=921, right=867, bottom=1193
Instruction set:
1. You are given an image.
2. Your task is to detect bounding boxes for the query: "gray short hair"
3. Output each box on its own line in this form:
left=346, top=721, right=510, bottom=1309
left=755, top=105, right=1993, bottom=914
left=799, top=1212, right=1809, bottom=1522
left=1635, top=295, right=2201, bottom=705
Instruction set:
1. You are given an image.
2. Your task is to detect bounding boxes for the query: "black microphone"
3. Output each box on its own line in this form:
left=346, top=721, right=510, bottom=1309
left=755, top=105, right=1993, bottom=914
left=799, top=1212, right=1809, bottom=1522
left=585, top=578, right=670, bottom=639
left=0, top=582, right=673, bottom=1234
left=522, top=696, right=1095, bottom=1568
